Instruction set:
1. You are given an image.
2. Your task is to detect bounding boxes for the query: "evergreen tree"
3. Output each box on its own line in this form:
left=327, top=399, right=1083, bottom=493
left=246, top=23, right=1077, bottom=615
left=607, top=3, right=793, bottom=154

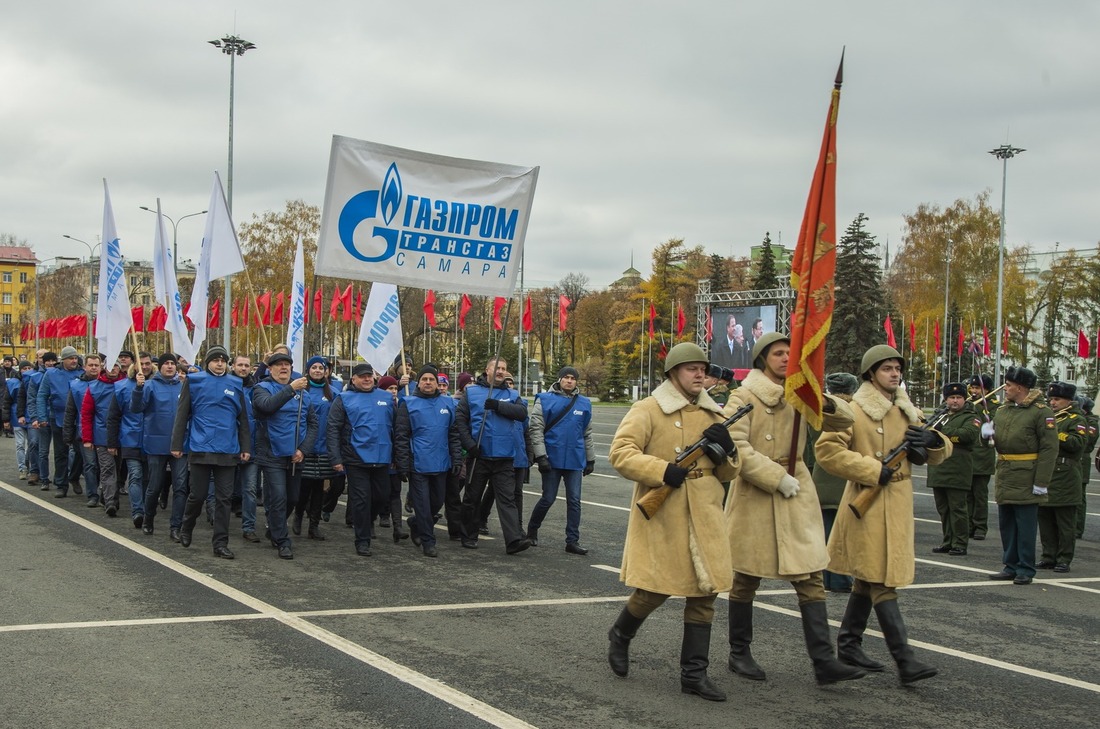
left=543, top=342, right=569, bottom=391
left=707, top=253, right=730, bottom=294
left=827, top=214, right=888, bottom=373
left=905, top=350, right=933, bottom=408
left=751, top=232, right=781, bottom=291
left=604, top=345, right=626, bottom=401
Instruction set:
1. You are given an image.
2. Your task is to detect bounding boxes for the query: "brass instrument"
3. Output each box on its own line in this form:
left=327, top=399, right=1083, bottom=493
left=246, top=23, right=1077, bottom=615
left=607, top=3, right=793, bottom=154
left=1054, top=405, right=1074, bottom=423
left=966, top=383, right=1005, bottom=404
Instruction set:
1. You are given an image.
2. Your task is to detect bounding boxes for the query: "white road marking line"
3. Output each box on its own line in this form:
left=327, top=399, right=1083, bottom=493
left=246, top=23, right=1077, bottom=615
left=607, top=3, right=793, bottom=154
left=0, top=481, right=536, bottom=729
left=521, top=489, right=631, bottom=512
left=0, top=613, right=270, bottom=633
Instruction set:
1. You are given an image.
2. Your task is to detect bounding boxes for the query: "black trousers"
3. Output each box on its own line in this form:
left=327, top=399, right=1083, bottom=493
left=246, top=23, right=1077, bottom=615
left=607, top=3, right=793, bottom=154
left=461, top=457, right=523, bottom=546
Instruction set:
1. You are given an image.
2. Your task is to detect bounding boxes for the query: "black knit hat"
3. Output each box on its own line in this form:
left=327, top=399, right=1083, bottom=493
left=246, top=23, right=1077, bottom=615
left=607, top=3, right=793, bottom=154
left=158, top=352, right=178, bottom=367
left=558, top=366, right=579, bottom=380
left=417, top=364, right=439, bottom=381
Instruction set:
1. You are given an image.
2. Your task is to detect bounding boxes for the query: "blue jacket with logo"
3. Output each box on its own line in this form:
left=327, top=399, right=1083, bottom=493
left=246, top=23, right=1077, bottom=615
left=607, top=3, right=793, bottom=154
left=326, top=381, right=395, bottom=467
left=108, top=376, right=143, bottom=454
left=132, top=372, right=184, bottom=456
left=173, top=371, right=248, bottom=455
left=394, top=388, right=461, bottom=474
left=38, top=364, right=83, bottom=428
left=456, top=375, right=528, bottom=459
left=252, top=378, right=317, bottom=465
left=531, top=384, right=594, bottom=471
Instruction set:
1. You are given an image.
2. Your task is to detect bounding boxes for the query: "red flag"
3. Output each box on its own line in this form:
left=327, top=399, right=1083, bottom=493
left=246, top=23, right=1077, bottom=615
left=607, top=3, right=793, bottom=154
left=522, top=295, right=533, bottom=333
left=74, top=316, right=88, bottom=337
left=784, top=55, right=843, bottom=431
left=329, top=286, right=341, bottom=321
left=149, top=306, right=167, bottom=332
left=241, top=296, right=250, bottom=328
left=956, top=325, right=965, bottom=357
left=256, top=291, right=272, bottom=326
left=231, top=301, right=239, bottom=327
left=982, top=326, right=991, bottom=357
left=341, top=285, right=354, bottom=322
left=183, top=302, right=194, bottom=329
left=459, top=294, right=473, bottom=330
left=1002, top=325, right=1010, bottom=356
left=303, top=287, right=310, bottom=324
left=493, top=297, right=506, bottom=330
left=884, top=315, right=896, bottom=348
left=207, top=299, right=221, bottom=329
left=1078, top=329, right=1090, bottom=358
left=354, top=289, right=363, bottom=324
left=558, top=295, right=570, bottom=332
left=676, top=306, right=686, bottom=337
left=657, top=343, right=668, bottom=360
left=933, top=320, right=941, bottom=353
left=272, top=292, right=285, bottom=325
left=908, top=319, right=916, bottom=352
left=704, top=309, right=713, bottom=342
left=313, top=287, right=323, bottom=323
left=131, top=306, right=145, bottom=333
left=648, top=302, right=656, bottom=339
left=424, top=290, right=437, bottom=328
left=19, top=323, right=28, bottom=343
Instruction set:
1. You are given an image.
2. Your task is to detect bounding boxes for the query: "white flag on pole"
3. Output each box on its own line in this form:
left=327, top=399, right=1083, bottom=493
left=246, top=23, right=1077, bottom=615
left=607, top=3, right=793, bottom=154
left=190, top=171, right=244, bottom=352
left=356, top=282, right=403, bottom=375
left=152, top=200, right=195, bottom=364
left=286, top=235, right=307, bottom=374
left=97, top=179, right=133, bottom=369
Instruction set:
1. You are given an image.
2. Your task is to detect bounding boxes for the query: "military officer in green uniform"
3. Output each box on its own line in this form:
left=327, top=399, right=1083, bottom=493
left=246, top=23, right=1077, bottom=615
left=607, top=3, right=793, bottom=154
left=982, top=366, right=1058, bottom=585
left=928, top=383, right=981, bottom=556
left=966, top=374, right=1000, bottom=540
left=1075, top=396, right=1098, bottom=539
left=1037, top=382, right=1087, bottom=573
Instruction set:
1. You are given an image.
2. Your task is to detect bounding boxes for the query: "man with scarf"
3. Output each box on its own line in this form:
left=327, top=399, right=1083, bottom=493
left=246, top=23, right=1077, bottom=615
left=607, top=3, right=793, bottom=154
left=79, top=355, right=127, bottom=516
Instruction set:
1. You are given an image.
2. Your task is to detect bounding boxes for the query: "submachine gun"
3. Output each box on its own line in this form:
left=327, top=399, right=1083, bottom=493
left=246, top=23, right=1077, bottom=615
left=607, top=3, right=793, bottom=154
left=635, top=403, right=753, bottom=520
left=848, top=402, right=950, bottom=519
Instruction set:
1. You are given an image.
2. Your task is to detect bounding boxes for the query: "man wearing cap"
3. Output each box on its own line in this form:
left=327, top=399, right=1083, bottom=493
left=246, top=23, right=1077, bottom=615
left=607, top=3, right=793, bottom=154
left=966, top=374, right=999, bottom=540
left=723, top=333, right=864, bottom=686
left=527, top=365, right=595, bottom=555
left=63, top=352, right=103, bottom=508
left=983, top=366, right=1058, bottom=585
left=607, top=342, right=740, bottom=701
left=327, top=362, right=395, bottom=558
left=173, top=346, right=253, bottom=559
left=80, top=353, right=127, bottom=516
left=251, top=350, right=315, bottom=560
left=927, top=383, right=982, bottom=556
left=456, top=357, right=532, bottom=554
left=8, top=359, right=34, bottom=478
left=37, top=346, right=84, bottom=497
left=704, top=365, right=732, bottom=407
left=133, top=353, right=187, bottom=540
left=1077, top=397, right=1098, bottom=539
left=1037, top=382, right=1086, bottom=573
left=815, top=344, right=950, bottom=684
left=26, top=351, right=57, bottom=489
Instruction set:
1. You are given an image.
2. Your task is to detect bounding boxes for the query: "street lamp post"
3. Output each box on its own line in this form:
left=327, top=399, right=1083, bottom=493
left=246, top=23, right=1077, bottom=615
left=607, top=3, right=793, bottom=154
left=62, top=235, right=101, bottom=353
left=989, top=144, right=1025, bottom=387
left=139, top=207, right=207, bottom=274
left=209, top=33, right=256, bottom=351
left=941, top=237, right=952, bottom=386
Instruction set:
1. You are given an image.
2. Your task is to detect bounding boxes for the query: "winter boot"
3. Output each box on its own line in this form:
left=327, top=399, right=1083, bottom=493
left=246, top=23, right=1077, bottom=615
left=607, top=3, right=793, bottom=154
left=727, top=600, right=766, bottom=680
left=292, top=512, right=303, bottom=536
left=873, top=599, right=937, bottom=684
left=607, top=607, right=645, bottom=677
left=799, top=601, right=867, bottom=685
left=680, top=623, right=726, bottom=701
left=837, top=593, right=885, bottom=671
left=308, top=520, right=325, bottom=540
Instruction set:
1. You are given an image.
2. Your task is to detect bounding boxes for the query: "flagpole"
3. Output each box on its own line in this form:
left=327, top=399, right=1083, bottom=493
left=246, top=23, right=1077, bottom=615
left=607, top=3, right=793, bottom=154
left=639, top=298, right=645, bottom=400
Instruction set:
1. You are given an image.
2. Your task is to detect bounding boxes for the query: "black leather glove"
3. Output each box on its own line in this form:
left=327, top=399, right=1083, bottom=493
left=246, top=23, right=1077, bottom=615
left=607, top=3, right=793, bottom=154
left=583, top=460, right=595, bottom=476
left=702, top=423, right=735, bottom=456
left=664, top=463, right=689, bottom=488
left=485, top=398, right=500, bottom=412
left=536, top=456, right=551, bottom=474
left=450, top=463, right=463, bottom=477
left=905, top=425, right=942, bottom=449
left=878, top=465, right=894, bottom=485
left=465, top=443, right=480, bottom=459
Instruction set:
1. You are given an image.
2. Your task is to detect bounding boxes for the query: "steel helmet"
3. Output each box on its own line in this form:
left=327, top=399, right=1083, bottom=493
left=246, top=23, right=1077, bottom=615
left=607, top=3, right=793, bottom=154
left=860, top=344, right=905, bottom=377
left=751, top=332, right=790, bottom=370
left=664, top=342, right=708, bottom=374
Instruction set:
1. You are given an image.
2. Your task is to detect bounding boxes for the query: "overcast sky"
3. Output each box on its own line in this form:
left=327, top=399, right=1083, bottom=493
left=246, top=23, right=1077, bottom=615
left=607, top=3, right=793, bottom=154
left=2, top=1, right=1097, bottom=291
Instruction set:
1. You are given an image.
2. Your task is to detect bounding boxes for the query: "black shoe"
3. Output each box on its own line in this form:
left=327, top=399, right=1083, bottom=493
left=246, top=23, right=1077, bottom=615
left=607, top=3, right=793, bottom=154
left=142, top=518, right=154, bottom=535
left=1036, top=560, right=1056, bottom=569
left=931, top=545, right=951, bottom=554
left=404, top=496, right=413, bottom=514
left=527, top=525, right=539, bottom=547
left=278, top=546, right=294, bottom=560
left=214, top=546, right=235, bottom=559
left=727, top=601, right=766, bottom=680
left=39, top=483, right=51, bottom=492
left=170, top=528, right=181, bottom=543
left=54, top=491, right=68, bottom=498
left=132, top=514, right=144, bottom=529
left=565, top=542, right=589, bottom=555
left=321, top=511, right=331, bottom=522
left=71, top=480, right=83, bottom=495
left=265, top=527, right=278, bottom=548
left=106, top=505, right=118, bottom=518
left=422, top=544, right=438, bottom=558
left=379, top=516, right=391, bottom=529
left=988, top=571, right=1015, bottom=581
left=393, top=524, right=409, bottom=543
left=242, top=531, right=261, bottom=543
left=308, top=523, right=326, bottom=540
left=179, top=530, right=193, bottom=548
left=461, top=538, right=478, bottom=549
left=478, top=523, right=489, bottom=536
left=1012, top=575, right=1033, bottom=585
left=971, top=533, right=986, bottom=541
left=292, top=513, right=303, bottom=536
left=1053, top=563, right=1070, bottom=573
left=86, top=497, right=100, bottom=508
left=356, top=545, right=372, bottom=557
left=506, top=538, right=532, bottom=555
left=947, top=548, right=967, bottom=556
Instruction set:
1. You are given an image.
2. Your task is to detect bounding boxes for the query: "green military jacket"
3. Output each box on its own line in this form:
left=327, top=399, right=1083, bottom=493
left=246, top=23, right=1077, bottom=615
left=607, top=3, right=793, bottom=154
left=970, top=396, right=1000, bottom=476
left=1080, top=412, right=1099, bottom=485
left=992, top=389, right=1058, bottom=505
left=927, top=405, right=981, bottom=490
left=708, top=384, right=730, bottom=407
left=1047, top=403, right=1087, bottom=506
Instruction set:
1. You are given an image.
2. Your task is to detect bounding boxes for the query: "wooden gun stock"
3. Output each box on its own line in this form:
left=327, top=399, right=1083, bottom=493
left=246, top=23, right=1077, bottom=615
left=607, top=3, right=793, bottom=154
left=635, top=404, right=753, bottom=520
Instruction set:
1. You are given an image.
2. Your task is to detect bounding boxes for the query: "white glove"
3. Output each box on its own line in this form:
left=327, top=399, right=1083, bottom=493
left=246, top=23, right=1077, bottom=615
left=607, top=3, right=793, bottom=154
left=1032, top=484, right=1048, bottom=496
left=980, top=422, right=995, bottom=439
left=778, top=474, right=801, bottom=499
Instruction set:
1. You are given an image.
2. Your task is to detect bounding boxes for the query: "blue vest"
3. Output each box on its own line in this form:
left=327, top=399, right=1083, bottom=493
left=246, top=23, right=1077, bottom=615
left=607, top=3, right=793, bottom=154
left=243, top=384, right=257, bottom=450
left=6, top=379, right=22, bottom=429
left=69, top=378, right=93, bottom=440
left=85, top=379, right=115, bottom=446
left=465, top=384, right=523, bottom=458
left=255, top=379, right=307, bottom=457
left=42, top=365, right=82, bottom=427
left=512, top=415, right=530, bottom=469
left=140, top=374, right=183, bottom=455
left=303, top=383, right=334, bottom=456
left=536, top=391, right=591, bottom=470
left=404, top=392, right=456, bottom=473
left=24, top=370, right=43, bottom=422
left=114, top=378, right=143, bottom=450
left=340, top=387, right=394, bottom=465
left=186, top=372, right=245, bottom=454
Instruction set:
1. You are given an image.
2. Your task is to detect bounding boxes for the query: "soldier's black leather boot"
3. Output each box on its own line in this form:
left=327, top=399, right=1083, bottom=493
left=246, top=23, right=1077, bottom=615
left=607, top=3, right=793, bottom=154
left=607, top=607, right=645, bottom=677
left=874, top=599, right=937, bottom=684
left=800, top=601, right=867, bottom=685
left=680, top=623, right=726, bottom=701
left=727, top=600, right=766, bottom=680
left=837, top=592, right=885, bottom=671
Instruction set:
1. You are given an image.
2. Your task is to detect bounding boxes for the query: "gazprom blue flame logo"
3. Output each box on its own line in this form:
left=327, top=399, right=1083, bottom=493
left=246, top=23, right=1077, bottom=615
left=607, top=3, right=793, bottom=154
left=339, top=163, right=402, bottom=262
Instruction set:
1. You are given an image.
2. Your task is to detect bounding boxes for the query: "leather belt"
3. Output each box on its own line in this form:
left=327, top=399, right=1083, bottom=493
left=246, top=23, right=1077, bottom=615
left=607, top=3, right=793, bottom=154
left=998, top=453, right=1038, bottom=462
left=775, top=456, right=803, bottom=466
left=686, top=468, right=714, bottom=480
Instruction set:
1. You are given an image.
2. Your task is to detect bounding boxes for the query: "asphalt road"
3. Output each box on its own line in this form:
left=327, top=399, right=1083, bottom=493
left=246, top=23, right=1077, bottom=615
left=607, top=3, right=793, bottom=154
left=1, top=405, right=1098, bottom=729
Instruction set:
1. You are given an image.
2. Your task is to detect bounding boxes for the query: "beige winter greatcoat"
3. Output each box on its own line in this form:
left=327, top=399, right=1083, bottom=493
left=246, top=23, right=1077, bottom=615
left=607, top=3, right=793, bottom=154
left=724, top=369, right=854, bottom=579
left=609, top=380, right=740, bottom=597
left=815, top=382, right=952, bottom=587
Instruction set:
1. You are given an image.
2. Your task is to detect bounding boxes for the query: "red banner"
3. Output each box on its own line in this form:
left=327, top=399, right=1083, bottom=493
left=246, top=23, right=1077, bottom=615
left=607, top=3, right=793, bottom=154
left=648, top=302, right=656, bottom=339
left=704, top=308, right=713, bottom=342
left=933, top=320, right=941, bottom=353
left=1078, top=329, right=1090, bottom=358
left=207, top=299, right=221, bottom=329
left=341, top=285, right=354, bottom=322
left=256, top=291, right=272, bottom=326
left=459, top=294, right=473, bottom=330
left=558, top=295, right=570, bottom=332
left=676, top=306, right=686, bottom=337
left=492, top=297, right=505, bottom=330
left=908, top=319, right=916, bottom=352
left=522, top=296, right=533, bottom=333
left=982, top=326, right=991, bottom=357
left=131, top=306, right=145, bottom=333
left=424, top=290, right=437, bottom=328
left=884, top=315, right=896, bottom=348
left=272, top=292, right=285, bottom=325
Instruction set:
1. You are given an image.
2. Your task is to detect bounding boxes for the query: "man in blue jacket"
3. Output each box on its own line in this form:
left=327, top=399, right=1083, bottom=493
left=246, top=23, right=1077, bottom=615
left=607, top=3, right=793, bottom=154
left=456, top=357, right=532, bottom=554
left=327, top=363, right=394, bottom=558
left=21, top=352, right=49, bottom=487
left=36, top=346, right=84, bottom=497
left=133, top=353, right=187, bottom=541
left=394, top=365, right=462, bottom=558
left=108, top=352, right=155, bottom=529
left=527, top=366, right=595, bottom=555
